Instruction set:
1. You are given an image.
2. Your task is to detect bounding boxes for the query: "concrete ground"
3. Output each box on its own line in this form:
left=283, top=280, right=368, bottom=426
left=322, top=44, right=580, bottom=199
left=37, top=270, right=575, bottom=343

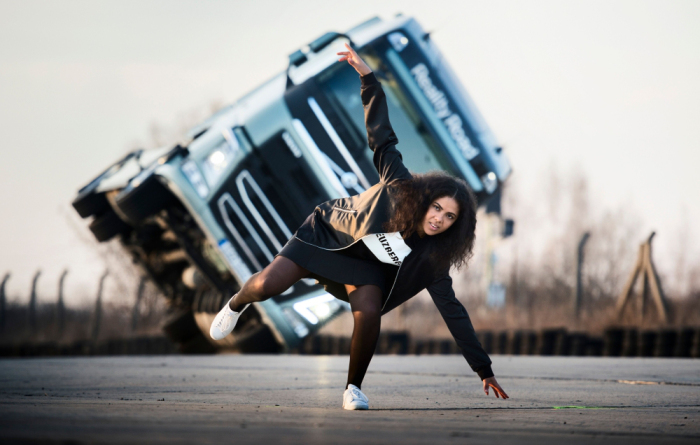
left=0, top=355, right=698, bottom=444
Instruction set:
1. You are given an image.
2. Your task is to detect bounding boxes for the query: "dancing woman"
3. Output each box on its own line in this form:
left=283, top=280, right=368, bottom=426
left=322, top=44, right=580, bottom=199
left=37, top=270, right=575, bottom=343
left=210, top=43, right=508, bottom=409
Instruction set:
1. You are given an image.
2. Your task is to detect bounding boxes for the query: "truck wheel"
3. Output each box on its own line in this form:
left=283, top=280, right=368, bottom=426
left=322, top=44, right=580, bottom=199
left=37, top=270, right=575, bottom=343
left=179, top=333, right=217, bottom=354
left=88, top=210, right=132, bottom=242
left=234, top=324, right=281, bottom=353
left=116, top=174, right=176, bottom=225
left=73, top=191, right=110, bottom=219
left=162, top=309, right=201, bottom=344
left=73, top=151, right=140, bottom=218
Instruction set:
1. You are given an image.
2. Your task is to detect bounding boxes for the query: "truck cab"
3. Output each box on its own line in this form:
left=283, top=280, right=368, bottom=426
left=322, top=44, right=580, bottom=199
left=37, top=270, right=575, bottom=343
left=73, top=15, right=512, bottom=353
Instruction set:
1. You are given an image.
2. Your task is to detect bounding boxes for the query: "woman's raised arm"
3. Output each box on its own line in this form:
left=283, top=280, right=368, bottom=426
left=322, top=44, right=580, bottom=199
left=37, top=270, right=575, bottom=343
left=337, top=43, right=411, bottom=184
left=337, top=42, right=372, bottom=76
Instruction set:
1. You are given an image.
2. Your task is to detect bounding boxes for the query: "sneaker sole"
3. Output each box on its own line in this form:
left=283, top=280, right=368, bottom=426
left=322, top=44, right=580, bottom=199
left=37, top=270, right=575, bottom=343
left=343, top=402, right=369, bottom=410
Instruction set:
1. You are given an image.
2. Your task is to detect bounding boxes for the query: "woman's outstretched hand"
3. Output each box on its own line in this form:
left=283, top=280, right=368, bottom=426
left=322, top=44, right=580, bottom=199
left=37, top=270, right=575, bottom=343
left=337, top=42, right=372, bottom=76
left=483, top=376, right=509, bottom=399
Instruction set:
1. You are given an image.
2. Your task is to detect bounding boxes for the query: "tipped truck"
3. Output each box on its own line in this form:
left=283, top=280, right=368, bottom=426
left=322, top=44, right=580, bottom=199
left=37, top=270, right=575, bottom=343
left=73, top=15, right=512, bottom=353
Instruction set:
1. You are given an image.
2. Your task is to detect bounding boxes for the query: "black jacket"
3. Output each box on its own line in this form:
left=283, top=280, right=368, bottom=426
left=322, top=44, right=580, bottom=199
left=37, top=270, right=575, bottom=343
left=295, top=72, right=493, bottom=380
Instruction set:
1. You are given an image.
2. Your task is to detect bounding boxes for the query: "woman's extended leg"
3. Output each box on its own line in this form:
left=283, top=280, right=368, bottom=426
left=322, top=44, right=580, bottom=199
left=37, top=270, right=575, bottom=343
left=345, top=284, right=383, bottom=389
left=229, top=256, right=310, bottom=311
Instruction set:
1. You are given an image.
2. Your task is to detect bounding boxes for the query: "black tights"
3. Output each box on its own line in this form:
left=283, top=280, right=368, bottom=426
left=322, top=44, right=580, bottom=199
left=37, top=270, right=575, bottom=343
left=230, top=256, right=382, bottom=389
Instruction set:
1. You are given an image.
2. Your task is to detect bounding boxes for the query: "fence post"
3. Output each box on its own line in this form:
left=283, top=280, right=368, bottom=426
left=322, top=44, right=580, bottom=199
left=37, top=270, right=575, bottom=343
left=573, top=232, right=590, bottom=320
left=91, top=270, right=108, bottom=343
left=57, top=270, right=68, bottom=337
left=131, top=277, right=146, bottom=332
left=0, top=272, right=9, bottom=333
left=29, top=270, right=41, bottom=330
left=616, top=232, right=668, bottom=324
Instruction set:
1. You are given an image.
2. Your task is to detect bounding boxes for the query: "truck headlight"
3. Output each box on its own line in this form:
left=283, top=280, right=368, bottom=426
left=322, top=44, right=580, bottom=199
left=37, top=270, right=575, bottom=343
left=293, top=294, right=347, bottom=325
left=282, top=307, right=310, bottom=338
left=388, top=32, right=409, bottom=52
left=202, top=128, right=240, bottom=186
left=480, top=171, right=498, bottom=194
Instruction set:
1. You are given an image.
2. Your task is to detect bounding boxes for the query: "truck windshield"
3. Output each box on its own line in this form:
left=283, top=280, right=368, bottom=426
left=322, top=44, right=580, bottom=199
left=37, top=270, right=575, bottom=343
left=318, top=63, right=456, bottom=176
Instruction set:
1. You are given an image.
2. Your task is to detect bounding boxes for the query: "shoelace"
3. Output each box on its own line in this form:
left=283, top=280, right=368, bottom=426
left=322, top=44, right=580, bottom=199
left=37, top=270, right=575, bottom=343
left=349, top=387, right=366, bottom=401
left=216, top=312, right=232, bottom=331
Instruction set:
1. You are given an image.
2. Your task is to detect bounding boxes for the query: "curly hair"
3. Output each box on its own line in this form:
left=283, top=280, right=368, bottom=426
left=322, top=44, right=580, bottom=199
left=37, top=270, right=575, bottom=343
left=383, top=171, right=477, bottom=273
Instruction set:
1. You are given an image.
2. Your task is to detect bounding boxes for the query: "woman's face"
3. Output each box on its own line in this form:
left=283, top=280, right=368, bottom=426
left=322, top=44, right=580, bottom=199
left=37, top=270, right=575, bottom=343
left=420, top=196, right=460, bottom=236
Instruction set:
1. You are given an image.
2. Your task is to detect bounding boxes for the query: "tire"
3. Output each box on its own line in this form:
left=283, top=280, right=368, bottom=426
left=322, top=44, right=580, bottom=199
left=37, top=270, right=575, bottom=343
left=116, top=172, right=177, bottom=225
left=162, top=309, right=201, bottom=344
left=193, top=287, right=230, bottom=314
left=162, top=309, right=218, bottom=354
left=234, top=324, right=281, bottom=353
left=88, top=210, right=132, bottom=242
left=179, top=333, right=217, bottom=354
left=73, top=151, right=140, bottom=218
left=72, top=190, right=110, bottom=219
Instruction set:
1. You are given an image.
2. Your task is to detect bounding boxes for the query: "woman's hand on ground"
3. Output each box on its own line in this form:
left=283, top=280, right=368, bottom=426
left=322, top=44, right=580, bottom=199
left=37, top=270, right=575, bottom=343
left=337, top=42, right=372, bottom=76
left=483, top=376, right=509, bottom=399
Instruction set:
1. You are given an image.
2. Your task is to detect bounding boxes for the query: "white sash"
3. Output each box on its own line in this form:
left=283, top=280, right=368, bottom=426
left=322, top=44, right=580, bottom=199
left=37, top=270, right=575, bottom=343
left=361, top=232, right=412, bottom=266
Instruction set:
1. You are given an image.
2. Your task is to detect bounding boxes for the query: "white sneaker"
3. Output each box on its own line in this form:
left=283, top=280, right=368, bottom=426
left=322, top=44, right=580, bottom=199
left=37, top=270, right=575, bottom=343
left=342, top=384, right=369, bottom=410
left=209, top=296, right=249, bottom=340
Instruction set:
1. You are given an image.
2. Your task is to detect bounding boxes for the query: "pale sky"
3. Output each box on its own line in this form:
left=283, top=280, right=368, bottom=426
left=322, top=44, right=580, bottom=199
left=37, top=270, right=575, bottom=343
left=1, top=0, right=698, bottom=305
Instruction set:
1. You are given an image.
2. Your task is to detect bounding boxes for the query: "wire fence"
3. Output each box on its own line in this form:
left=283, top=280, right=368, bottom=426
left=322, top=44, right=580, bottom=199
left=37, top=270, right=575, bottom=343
left=0, top=269, right=167, bottom=350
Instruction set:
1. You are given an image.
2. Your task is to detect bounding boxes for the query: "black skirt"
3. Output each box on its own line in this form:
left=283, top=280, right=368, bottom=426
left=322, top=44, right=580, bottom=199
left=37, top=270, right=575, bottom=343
left=276, top=236, right=399, bottom=303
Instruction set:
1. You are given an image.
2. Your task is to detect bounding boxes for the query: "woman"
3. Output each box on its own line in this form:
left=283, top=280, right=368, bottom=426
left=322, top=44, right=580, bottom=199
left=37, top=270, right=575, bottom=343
left=210, top=43, right=509, bottom=409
